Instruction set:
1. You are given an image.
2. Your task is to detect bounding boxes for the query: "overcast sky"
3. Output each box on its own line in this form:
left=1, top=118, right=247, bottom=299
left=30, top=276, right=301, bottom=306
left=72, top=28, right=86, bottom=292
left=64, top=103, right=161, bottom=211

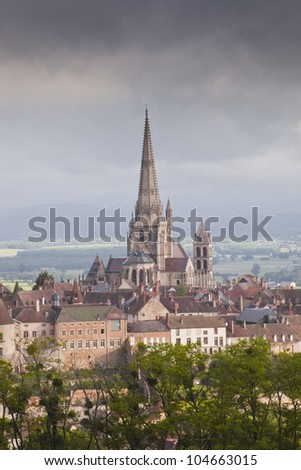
left=0, top=0, right=301, bottom=222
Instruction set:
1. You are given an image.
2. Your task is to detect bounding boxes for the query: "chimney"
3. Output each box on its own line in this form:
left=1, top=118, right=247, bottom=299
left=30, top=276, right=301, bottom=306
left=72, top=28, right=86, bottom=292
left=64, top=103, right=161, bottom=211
left=170, top=292, right=174, bottom=302
left=263, top=323, right=267, bottom=329
left=239, top=296, right=244, bottom=312
left=231, top=320, right=235, bottom=334
left=36, top=299, right=40, bottom=312
left=174, top=302, right=179, bottom=315
left=180, top=314, right=184, bottom=324
left=166, top=313, right=169, bottom=326
left=243, top=320, right=247, bottom=330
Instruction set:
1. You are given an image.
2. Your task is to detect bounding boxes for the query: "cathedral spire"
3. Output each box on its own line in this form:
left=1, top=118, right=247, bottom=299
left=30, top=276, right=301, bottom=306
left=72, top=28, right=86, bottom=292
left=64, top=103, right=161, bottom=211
left=136, top=109, right=162, bottom=223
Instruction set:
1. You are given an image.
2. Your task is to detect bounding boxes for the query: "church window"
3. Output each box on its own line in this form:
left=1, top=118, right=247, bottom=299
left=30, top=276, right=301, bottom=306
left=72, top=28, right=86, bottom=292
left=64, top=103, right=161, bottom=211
left=196, top=247, right=201, bottom=257
left=197, top=260, right=201, bottom=270
left=139, top=269, right=144, bottom=285
left=132, top=269, right=137, bottom=285
left=204, top=260, right=208, bottom=271
left=203, top=247, right=208, bottom=257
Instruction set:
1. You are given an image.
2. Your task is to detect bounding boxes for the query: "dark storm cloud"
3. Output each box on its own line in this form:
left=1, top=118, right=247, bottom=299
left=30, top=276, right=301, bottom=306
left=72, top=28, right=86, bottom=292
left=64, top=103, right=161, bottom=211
left=1, top=0, right=301, bottom=216
left=0, top=0, right=301, bottom=67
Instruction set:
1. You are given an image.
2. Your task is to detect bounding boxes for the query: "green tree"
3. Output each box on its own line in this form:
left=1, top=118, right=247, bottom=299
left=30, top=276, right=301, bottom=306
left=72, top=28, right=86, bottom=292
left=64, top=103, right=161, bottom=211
left=271, top=352, right=301, bottom=449
left=207, top=338, right=274, bottom=449
left=175, top=283, right=187, bottom=296
left=134, top=343, right=209, bottom=449
left=32, top=271, right=54, bottom=291
left=13, top=281, right=21, bottom=294
left=251, top=263, right=261, bottom=276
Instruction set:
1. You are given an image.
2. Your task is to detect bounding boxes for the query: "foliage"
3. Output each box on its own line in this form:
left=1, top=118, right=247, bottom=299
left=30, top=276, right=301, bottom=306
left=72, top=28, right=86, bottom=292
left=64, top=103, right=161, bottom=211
left=32, top=271, right=54, bottom=290
left=251, top=263, right=261, bottom=276
left=175, top=283, right=188, bottom=296
left=2, top=338, right=301, bottom=449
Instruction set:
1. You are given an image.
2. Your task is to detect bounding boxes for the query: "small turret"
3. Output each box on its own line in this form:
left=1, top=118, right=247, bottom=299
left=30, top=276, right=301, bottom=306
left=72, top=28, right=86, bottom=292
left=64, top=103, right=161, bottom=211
left=51, top=292, right=60, bottom=310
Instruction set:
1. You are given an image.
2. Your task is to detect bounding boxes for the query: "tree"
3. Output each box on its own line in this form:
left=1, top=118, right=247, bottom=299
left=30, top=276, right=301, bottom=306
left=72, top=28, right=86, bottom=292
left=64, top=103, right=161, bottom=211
left=175, top=283, right=187, bottom=296
left=251, top=263, right=261, bottom=276
left=13, top=281, right=21, bottom=294
left=271, top=352, right=301, bottom=449
left=133, top=343, right=209, bottom=449
left=207, top=338, right=274, bottom=449
left=32, top=271, right=54, bottom=290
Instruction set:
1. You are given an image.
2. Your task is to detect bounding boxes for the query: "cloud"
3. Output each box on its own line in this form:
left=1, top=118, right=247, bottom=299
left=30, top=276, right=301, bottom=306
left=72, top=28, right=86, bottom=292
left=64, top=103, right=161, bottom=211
left=0, top=0, right=301, bottom=217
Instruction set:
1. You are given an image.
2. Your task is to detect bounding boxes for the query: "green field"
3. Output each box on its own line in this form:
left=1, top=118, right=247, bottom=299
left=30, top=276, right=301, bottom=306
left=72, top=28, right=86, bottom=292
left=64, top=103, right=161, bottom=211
left=0, top=239, right=300, bottom=288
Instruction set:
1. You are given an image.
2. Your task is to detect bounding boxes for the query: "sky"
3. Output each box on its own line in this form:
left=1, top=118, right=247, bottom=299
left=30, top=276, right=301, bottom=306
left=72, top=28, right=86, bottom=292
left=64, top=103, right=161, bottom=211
left=0, top=0, right=301, bottom=224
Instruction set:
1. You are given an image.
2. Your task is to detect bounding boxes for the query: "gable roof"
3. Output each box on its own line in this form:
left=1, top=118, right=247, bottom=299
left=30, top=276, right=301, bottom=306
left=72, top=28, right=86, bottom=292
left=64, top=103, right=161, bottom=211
left=56, top=304, right=126, bottom=322
left=83, top=291, right=132, bottom=306
left=123, top=251, right=155, bottom=265
left=0, top=299, right=13, bottom=325
left=127, top=318, right=169, bottom=333
left=228, top=322, right=301, bottom=342
left=173, top=243, right=188, bottom=259
left=160, top=296, right=200, bottom=314
left=237, top=307, right=277, bottom=324
left=168, top=315, right=226, bottom=330
left=106, top=257, right=126, bottom=273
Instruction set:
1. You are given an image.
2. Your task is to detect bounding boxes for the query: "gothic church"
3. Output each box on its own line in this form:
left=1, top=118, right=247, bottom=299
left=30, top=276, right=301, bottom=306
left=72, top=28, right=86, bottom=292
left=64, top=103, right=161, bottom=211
left=88, top=110, right=216, bottom=290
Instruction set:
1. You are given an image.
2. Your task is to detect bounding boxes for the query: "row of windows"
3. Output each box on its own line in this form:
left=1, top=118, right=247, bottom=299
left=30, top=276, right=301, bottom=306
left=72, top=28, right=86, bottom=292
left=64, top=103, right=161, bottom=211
left=175, top=337, right=224, bottom=346
left=133, top=337, right=166, bottom=346
left=61, top=320, right=121, bottom=334
left=62, top=338, right=123, bottom=350
left=175, top=328, right=220, bottom=336
left=61, top=328, right=102, bottom=336
left=24, top=330, right=54, bottom=338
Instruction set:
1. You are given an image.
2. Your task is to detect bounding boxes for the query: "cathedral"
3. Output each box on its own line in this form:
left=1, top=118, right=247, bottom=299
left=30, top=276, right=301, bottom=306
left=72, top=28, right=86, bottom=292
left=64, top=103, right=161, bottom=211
left=87, top=110, right=216, bottom=290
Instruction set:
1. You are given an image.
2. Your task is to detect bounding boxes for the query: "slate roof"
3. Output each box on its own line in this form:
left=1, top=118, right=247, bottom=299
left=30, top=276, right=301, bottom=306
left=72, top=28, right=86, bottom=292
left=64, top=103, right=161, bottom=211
left=84, top=255, right=106, bottom=283
left=127, top=318, right=169, bottom=333
left=164, top=258, right=188, bottom=272
left=57, top=304, right=126, bottom=322
left=106, top=257, right=126, bottom=272
left=168, top=315, right=226, bottom=330
left=123, top=251, right=155, bottom=265
left=83, top=292, right=132, bottom=306
left=237, top=307, right=277, bottom=324
left=160, top=296, right=199, bottom=314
